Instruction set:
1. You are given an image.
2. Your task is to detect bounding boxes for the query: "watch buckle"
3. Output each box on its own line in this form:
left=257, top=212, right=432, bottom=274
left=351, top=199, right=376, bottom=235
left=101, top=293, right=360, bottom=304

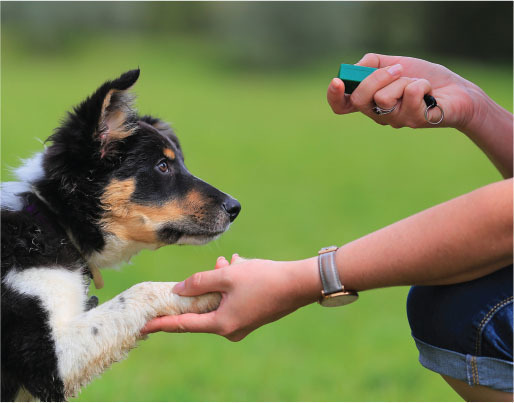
left=318, top=246, right=338, bottom=255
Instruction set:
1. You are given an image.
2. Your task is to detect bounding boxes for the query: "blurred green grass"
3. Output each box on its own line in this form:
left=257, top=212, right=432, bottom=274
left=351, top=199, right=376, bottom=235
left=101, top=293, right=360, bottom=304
left=1, top=32, right=511, bottom=402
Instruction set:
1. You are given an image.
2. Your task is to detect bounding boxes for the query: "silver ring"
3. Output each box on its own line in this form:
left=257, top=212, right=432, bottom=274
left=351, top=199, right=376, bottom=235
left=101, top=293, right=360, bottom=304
left=372, top=103, right=397, bottom=115
left=424, top=104, right=444, bottom=125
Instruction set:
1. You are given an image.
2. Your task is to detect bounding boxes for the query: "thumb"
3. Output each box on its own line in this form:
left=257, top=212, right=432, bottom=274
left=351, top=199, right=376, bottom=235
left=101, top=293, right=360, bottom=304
left=356, top=53, right=402, bottom=68
left=173, top=269, right=228, bottom=296
left=142, top=312, right=218, bottom=334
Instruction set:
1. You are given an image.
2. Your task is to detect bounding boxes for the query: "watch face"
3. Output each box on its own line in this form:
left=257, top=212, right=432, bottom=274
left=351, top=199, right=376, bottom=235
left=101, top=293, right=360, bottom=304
left=319, top=291, right=358, bottom=307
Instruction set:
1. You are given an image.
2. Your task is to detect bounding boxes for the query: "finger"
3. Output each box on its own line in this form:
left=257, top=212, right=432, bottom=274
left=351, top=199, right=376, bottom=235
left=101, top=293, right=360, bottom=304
left=173, top=269, right=229, bottom=296
left=327, top=78, right=355, bottom=115
left=142, top=312, right=219, bottom=334
left=356, top=53, right=403, bottom=69
left=215, top=256, right=229, bottom=269
left=374, top=77, right=416, bottom=109
left=230, top=253, right=246, bottom=265
left=350, top=65, right=403, bottom=112
left=398, top=78, right=433, bottom=126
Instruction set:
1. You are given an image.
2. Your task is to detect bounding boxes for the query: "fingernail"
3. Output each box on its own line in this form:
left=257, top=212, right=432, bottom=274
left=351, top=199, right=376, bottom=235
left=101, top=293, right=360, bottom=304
left=233, top=253, right=239, bottom=259
left=173, top=281, right=185, bottom=293
left=387, top=64, right=402, bottom=76
left=217, top=256, right=225, bottom=262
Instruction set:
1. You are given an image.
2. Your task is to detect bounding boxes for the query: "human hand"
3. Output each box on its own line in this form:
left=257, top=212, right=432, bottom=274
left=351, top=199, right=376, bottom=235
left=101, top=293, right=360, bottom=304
left=142, top=254, right=320, bottom=341
left=327, top=53, right=484, bottom=131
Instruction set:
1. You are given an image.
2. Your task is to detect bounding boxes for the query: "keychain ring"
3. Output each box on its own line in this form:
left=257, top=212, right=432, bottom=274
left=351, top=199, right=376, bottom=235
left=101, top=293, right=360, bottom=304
left=424, top=104, right=444, bottom=125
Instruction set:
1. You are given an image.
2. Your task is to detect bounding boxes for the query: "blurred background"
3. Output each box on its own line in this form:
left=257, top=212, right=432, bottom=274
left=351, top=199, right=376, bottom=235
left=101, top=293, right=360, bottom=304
left=1, top=2, right=512, bottom=401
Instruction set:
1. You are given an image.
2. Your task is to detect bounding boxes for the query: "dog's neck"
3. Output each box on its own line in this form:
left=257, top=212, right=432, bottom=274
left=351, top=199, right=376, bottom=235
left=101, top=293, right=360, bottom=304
left=34, top=187, right=156, bottom=271
left=14, top=194, right=105, bottom=289
left=86, top=234, right=158, bottom=269
left=22, top=197, right=62, bottom=236
left=28, top=191, right=155, bottom=289
left=10, top=152, right=159, bottom=272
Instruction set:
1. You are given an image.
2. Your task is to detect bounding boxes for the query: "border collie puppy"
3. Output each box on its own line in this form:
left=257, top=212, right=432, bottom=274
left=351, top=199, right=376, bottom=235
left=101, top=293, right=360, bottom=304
left=1, top=70, right=241, bottom=402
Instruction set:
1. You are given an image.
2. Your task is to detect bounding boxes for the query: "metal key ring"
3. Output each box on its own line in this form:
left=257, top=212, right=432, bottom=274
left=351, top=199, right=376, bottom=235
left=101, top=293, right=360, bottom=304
left=424, top=103, right=444, bottom=125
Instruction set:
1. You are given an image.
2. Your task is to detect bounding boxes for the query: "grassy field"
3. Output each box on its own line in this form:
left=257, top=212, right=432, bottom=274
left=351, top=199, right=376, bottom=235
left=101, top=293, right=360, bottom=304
left=1, top=32, right=511, bottom=401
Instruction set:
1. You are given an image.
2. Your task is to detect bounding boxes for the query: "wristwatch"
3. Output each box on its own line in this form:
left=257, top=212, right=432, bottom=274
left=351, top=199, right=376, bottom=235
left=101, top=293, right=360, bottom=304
left=318, top=246, right=359, bottom=307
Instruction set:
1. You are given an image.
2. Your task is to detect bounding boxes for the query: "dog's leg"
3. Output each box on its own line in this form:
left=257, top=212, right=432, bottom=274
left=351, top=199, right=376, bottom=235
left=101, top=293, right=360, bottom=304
left=57, top=281, right=220, bottom=399
left=3, top=268, right=220, bottom=401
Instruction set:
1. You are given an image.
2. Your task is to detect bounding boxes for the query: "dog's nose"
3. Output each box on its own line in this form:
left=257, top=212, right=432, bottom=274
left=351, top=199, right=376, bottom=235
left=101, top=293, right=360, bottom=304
left=222, top=198, right=241, bottom=222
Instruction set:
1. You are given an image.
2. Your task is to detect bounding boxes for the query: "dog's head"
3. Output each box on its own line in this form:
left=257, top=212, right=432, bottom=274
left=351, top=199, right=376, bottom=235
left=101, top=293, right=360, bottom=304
left=37, top=70, right=240, bottom=266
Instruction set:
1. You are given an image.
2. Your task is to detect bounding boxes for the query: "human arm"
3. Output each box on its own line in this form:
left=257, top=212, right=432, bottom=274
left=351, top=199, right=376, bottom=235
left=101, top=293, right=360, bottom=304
left=143, top=178, right=513, bottom=340
left=327, top=53, right=513, bottom=178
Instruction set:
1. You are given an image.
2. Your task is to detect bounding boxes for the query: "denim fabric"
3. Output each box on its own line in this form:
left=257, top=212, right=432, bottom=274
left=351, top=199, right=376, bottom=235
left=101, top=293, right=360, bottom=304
left=407, top=265, right=513, bottom=392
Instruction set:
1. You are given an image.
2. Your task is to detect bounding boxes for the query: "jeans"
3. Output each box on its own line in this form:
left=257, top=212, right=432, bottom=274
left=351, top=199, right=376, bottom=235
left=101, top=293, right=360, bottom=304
left=407, top=265, right=513, bottom=392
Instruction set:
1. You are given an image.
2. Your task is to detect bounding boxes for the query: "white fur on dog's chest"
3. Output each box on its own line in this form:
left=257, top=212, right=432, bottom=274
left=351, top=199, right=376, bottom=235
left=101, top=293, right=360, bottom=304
left=4, top=266, right=221, bottom=399
left=3, top=266, right=89, bottom=400
left=3, top=267, right=88, bottom=330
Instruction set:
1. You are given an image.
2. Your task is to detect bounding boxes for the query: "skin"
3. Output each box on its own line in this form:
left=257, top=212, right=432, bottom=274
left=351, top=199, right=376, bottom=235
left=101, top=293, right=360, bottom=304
left=327, top=53, right=513, bottom=178
left=144, top=54, right=513, bottom=401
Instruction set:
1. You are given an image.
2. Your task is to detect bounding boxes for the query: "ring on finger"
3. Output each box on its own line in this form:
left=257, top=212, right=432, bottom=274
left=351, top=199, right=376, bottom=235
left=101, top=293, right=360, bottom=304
left=372, top=102, right=398, bottom=115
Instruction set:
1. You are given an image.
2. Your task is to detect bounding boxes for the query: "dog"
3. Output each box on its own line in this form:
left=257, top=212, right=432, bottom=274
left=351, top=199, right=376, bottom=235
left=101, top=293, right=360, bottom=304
left=1, top=69, right=241, bottom=402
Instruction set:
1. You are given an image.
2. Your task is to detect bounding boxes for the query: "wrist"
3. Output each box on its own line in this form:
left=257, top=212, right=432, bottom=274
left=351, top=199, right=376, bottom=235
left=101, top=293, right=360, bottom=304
left=458, top=85, right=513, bottom=178
left=282, top=257, right=322, bottom=306
left=458, top=82, right=506, bottom=136
left=450, top=79, right=484, bottom=133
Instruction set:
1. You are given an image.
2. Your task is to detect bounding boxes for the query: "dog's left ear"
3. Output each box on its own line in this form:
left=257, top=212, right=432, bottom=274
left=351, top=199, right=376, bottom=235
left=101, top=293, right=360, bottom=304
left=95, top=69, right=140, bottom=157
left=97, top=69, right=140, bottom=144
left=73, top=69, right=140, bottom=158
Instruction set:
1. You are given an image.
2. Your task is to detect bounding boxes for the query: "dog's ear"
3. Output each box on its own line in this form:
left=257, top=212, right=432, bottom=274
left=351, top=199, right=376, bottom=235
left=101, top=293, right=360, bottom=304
left=73, top=69, right=140, bottom=158
left=45, top=70, right=140, bottom=171
left=97, top=69, right=140, bottom=143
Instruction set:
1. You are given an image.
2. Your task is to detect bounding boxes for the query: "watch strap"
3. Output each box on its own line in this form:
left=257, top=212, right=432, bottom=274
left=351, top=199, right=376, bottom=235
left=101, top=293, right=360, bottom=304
left=318, top=247, right=343, bottom=295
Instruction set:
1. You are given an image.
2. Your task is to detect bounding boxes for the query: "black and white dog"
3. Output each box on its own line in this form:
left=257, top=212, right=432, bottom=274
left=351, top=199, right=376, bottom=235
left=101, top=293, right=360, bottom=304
left=1, top=70, right=240, bottom=401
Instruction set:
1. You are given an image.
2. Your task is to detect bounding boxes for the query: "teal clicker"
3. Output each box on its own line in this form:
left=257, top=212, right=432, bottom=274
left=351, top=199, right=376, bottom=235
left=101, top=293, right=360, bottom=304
left=337, top=63, right=377, bottom=94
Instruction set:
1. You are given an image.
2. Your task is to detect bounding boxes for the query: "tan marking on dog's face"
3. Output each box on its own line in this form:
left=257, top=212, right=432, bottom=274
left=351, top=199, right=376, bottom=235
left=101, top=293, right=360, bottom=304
left=185, top=189, right=203, bottom=205
left=163, top=148, right=175, bottom=160
left=182, top=190, right=209, bottom=220
left=100, top=179, right=206, bottom=244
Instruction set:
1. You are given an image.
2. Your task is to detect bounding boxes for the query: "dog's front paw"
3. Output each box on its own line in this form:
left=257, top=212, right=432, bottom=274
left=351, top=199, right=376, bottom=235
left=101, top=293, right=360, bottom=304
left=168, top=290, right=222, bottom=316
left=126, top=282, right=221, bottom=318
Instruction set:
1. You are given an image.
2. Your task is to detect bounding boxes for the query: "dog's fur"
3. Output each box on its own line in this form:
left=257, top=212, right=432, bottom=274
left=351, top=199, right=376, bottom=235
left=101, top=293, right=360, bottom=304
left=1, top=70, right=241, bottom=402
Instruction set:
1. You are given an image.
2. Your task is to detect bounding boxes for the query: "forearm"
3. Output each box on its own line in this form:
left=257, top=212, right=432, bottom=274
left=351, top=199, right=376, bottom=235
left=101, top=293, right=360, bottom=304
left=288, top=178, right=513, bottom=301
left=147, top=180, right=511, bottom=339
left=460, top=83, right=513, bottom=178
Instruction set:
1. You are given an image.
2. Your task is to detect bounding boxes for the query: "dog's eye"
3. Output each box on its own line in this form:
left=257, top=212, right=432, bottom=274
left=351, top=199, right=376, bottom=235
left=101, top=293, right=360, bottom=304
left=156, top=161, right=169, bottom=173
